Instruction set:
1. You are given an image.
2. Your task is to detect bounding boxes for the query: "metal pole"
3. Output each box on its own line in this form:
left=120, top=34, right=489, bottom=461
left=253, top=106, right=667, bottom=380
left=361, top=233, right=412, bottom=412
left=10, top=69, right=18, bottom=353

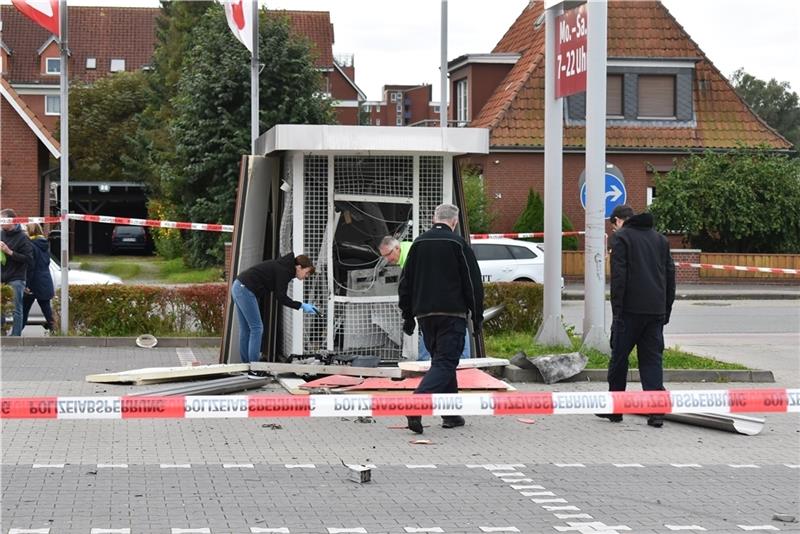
left=536, top=3, right=570, bottom=347
left=440, top=0, right=448, bottom=128
left=251, top=0, right=259, bottom=154
left=59, top=0, right=69, bottom=333
left=581, top=0, right=609, bottom=353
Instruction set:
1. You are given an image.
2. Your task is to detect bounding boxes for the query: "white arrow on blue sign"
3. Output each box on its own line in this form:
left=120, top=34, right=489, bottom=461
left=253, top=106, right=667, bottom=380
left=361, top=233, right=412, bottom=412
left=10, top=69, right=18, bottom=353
left=580, top=172, right=627, bottom=218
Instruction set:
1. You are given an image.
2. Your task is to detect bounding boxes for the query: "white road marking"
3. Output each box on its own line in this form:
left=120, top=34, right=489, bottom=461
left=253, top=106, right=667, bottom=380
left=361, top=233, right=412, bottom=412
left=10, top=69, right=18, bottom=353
left=553, top=521, right=632, bottom=533
left=554, top=463, right=586, bottom=467
left=97, top=464, right=128, bottom=469
left=467, top=464, right=525, bottom=470
left=494, top=471, right=525, bottom=477
left=510, top=484, right=545, bottom=490
left=32, top=464, right=64, bottom=469
left=543, top=506, right=581, bottom=511
left=532, top=498, right=568, bottom=503
left=521, top=491, right=556, bottom=497
left=671, top=464, right=702, bottom=468
left=738, top=527, right=780, bottom=531
left=90, top=530, right=131, bottom=534
left=479, top=528, right=522, bottom=533
left=285, top=464, right=316, bottom=469
left=9, top=530, right=51, bottom=534
left=406, top=464, right=437, bottom=469
left=665, top=526, right=707, bottom=531
left=613, top=463, right=644, bottom=468
left=785, top=464, right=800, bottom=468
left=160, top=464, right=191, bottom=469
left=327, top=529, right=368, bottom=534
left=171, top=529, right=211, bottom=534
left=404, top=528, right=445, bottom=533
left=250, top=528, right=290, bottom=533
left=223, top=463, right=254, bottom=468
left=728, top=464, right=760, bottom=468
left=501, top=477, right=533, bottom=483
left=554, top=514, right=594, bottom=520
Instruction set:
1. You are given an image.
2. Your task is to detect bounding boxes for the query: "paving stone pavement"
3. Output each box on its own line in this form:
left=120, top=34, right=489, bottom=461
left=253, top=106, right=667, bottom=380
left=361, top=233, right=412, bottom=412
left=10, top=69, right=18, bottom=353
left=1, top=346, right=799, bottom=534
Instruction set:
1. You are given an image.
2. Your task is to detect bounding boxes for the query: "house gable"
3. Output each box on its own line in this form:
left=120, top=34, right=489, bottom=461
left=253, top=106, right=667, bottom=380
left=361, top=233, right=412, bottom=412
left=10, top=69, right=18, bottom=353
left=0, top=77, right=60, bottom=157
left=471, top=0, right=792, bottom=151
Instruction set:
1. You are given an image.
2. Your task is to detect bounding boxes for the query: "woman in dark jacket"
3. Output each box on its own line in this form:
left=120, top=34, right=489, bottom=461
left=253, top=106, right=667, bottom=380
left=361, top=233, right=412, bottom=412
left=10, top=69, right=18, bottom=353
left=231, top=253, right=318, bottom=371
left=22, top=223, right=56, bottom=332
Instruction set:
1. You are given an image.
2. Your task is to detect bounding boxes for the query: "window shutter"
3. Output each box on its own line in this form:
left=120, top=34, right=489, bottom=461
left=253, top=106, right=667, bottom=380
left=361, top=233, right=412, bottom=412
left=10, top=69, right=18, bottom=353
left=638, top=75, right=675, bottom=117
left=607, top=75, right=623, bottom=116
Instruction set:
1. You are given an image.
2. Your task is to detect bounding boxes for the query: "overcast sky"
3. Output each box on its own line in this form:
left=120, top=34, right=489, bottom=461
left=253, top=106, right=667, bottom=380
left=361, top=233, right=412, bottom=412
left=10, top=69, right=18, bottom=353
left=3, top=0, right=798, bottom=101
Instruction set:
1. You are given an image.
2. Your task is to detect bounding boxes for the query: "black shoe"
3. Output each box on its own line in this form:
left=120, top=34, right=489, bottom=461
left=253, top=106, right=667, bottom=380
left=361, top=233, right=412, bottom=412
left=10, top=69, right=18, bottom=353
left=442, top=416, right=465, bottom=428
left=247, top=370, right=267, bottom=379
left=647, top=415, right=664, bottom=428
left=406, top=416, right=423, bottom=434
left=595, top=413, right=623, bottom=422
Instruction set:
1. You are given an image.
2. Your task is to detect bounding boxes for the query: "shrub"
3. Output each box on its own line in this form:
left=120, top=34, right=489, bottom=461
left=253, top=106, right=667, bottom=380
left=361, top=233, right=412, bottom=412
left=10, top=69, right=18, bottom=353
left=462, top=167, right=494, bottom=233
left=513, top=189, right=579, bottom=250
left=67, top=283, right=226, bottom=336
left=0, top=284, right=13, bottom=335
left=482, top=281, right=543, bottom=334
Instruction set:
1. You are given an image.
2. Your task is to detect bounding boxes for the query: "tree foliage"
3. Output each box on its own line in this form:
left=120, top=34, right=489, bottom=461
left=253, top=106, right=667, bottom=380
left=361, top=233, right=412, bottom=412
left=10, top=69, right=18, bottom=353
left=67, top=72, right=151, bottom=182
left=164, top=5, right=335, bottom=267
left=650, top=147, right=800, bottom=253
left=513, top=190, right=578, bottom=250
left=461, top=167, right=494, bottom=233
left=731, top=68, right=800, bottom=149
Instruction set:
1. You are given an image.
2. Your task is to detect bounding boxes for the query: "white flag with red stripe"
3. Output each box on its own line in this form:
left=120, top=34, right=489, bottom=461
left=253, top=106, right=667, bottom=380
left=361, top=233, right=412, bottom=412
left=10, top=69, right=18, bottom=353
left=10, top=0, right=60, bottom=36
left=219, top=0, right=254, bottom=54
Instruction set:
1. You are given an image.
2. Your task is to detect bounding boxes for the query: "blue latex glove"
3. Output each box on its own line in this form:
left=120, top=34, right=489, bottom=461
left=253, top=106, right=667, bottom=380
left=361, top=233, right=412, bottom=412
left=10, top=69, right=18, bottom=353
left=300, top=303, right=320, bottom=314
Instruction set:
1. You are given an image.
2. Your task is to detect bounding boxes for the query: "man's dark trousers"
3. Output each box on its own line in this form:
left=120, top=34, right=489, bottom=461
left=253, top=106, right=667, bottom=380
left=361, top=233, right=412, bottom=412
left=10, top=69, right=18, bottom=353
left=608, top=312, right=665, bottom=391
left=415, top=316, right=466, bottom=394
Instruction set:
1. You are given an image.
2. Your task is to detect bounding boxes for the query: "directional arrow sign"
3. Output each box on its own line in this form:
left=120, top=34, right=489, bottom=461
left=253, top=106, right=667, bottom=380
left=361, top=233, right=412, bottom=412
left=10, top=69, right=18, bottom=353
left=580, top=171, right=627, bottom=218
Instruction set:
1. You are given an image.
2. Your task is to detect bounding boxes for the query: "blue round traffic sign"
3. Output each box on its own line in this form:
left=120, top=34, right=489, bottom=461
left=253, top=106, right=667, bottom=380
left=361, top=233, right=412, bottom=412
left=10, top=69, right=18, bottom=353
left=580, top=172, right=627, bottom=218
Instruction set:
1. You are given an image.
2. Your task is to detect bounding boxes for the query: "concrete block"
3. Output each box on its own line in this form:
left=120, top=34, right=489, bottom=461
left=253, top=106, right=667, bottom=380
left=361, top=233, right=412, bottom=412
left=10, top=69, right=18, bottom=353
left=530, top=352, right=588, bottom=384
left=503, top=364, right=543, bottom=383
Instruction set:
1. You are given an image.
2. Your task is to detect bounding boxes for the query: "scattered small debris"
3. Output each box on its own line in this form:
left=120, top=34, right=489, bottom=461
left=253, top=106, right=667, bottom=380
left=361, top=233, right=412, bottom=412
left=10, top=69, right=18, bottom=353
left=517, top=418, right=536, bottom=424
left=354, top=416, right=375, bottom=424
left=773, top=514, right=797, bottom=523
left=387, top=424, right=408, bottom=429
left=261, top=423, right=282, bottom=430
left=341, top=460, right=372, bottom=483
left=410, top=439, right=433, bottom=445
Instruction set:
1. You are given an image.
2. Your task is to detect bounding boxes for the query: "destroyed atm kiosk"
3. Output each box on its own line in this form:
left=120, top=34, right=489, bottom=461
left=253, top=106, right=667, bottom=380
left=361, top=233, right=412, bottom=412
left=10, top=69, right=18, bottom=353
left=221, top=124, right=489, bottom=364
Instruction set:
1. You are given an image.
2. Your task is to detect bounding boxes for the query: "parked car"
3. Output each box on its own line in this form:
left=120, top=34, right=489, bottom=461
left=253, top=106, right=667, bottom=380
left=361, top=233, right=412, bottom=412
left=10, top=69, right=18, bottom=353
left=471, top=237, right=564, bottom=288
left=111, top=225, right=151, bottom=254
left=23, top=259, right=122, bottom=326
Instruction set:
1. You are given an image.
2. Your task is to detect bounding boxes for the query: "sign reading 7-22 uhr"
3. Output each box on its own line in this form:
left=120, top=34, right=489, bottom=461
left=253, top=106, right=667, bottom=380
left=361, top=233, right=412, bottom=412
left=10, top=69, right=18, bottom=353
left=555, top=4, right=588, bottom=98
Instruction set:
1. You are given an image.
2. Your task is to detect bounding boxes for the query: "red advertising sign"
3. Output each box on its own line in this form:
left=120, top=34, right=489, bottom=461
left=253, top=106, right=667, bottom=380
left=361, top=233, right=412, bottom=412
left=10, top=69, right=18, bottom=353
left=555, top=4, right=588, bottom=98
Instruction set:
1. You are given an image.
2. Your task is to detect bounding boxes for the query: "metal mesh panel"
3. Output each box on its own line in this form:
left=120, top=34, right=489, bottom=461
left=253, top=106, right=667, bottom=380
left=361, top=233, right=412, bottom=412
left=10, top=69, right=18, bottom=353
left=302, top=155, right=329, bottom=355
left=278, top=157, right=294, bottom=256
left=334, top=300, right=403, bottom=361
left=334, top=156, right=414, bottom=198
left=419, top=156, right=444, bottom=232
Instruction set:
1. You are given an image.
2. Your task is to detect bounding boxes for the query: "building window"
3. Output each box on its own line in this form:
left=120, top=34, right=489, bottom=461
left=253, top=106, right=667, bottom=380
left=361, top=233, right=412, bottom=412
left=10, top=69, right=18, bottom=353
left=433, top=105, right=440, bottom=113
left=45, top=57, right=60, bottom=74
left=110, top=58, right=126, bottom=72
left=455, top=79, right=468, bottom=125
left=45, top=95, right=60, bottom=115
left=376, top=105, right=381, bottom=113
left=396, top=103, right=402, bottom=113
left=396, top=117, right=403, bottom=126
left=646, top=186, right=656, bottom=206
left=390, top=93, right=397, bottom=102
left=363, top=105, right=371, bottom=112
left=376, top=118, right=381, bottom=126
left=607, top=74, right=623, bottom=117
left=638, top=75, right=675, bottom=118
left=86, top=57, right=97, bottom=69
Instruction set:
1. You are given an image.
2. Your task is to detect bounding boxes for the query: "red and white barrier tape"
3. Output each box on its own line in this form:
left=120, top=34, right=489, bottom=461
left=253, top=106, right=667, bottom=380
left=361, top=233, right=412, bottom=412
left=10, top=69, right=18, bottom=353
left=676, top=262, right=798, bottom=276
left=1, top=389, right=796, bottom=420
left=0, top=214, right=233, bottom=233
left=469, top=231, right=586, bottom=240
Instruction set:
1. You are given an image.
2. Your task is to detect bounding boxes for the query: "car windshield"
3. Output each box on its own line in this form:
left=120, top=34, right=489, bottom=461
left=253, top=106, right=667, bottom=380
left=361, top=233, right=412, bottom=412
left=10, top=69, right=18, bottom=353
left=115, top=226, right=143, bottom=236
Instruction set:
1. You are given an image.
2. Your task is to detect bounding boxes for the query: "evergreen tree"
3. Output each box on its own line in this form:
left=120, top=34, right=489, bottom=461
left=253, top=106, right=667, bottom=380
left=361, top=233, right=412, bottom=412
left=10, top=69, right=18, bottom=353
left=513, top=190, right=578, bottom=250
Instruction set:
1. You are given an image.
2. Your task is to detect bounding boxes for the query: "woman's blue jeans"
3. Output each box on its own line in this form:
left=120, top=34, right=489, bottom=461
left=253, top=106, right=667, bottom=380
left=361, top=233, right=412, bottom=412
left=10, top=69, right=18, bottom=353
left=231, top=280, right=264, bottom=363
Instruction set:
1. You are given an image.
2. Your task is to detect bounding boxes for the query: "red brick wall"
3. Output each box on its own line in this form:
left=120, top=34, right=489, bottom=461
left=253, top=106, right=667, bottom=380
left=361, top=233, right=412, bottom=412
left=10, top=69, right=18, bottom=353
left=672, top=249, right=701, bottom=283
left=19, top=94, right=57, bottom=132
left=1, top=98, right=43, bottom=216
left=334, top=106, right=358, bottom=125
left=330, top=68, right=358, bottom=101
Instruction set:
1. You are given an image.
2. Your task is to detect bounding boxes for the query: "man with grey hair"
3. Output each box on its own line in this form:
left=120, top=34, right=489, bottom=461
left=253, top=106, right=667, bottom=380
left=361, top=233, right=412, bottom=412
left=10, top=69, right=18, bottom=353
left=398, top=203, right=484, bottom=434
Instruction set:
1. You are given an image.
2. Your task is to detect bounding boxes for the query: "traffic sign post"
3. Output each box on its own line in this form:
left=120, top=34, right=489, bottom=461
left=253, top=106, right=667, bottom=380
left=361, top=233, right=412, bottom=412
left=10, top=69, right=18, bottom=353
left=579, top=164, right=627, bottom=218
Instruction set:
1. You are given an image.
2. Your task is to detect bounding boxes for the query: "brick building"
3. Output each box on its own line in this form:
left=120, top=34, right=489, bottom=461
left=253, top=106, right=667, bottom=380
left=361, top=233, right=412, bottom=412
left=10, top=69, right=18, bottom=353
left=448, top=1, right=792, bottom=233
left=0, top=5, right=363, bottom=221
left=362, top=84, right=441, bottom=126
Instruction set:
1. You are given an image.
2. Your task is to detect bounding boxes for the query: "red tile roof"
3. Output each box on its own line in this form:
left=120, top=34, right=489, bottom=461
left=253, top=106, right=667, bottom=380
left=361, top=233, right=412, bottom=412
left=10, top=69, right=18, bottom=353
left=0, top=5, right=159, bottom=85
left=472, top=1, right=792, bottom=150
left=270, top=10, right=334, bottom=68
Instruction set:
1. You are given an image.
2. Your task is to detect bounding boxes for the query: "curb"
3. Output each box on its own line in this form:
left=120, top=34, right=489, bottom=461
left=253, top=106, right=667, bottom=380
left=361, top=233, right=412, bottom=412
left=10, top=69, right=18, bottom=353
left=1, top=338, right=773, bottom=383
left=563, top=292, right=800, bottom=301
left=0, top=337, right=220, bottom=348
left=502, top=364, right=775, bottom=384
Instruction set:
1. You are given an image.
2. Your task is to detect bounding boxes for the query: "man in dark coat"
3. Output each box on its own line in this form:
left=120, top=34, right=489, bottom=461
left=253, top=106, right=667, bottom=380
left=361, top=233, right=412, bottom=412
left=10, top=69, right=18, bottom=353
left=1, top=209, right=34, bottom=336
left=22, top=223, right=56, bottom=332
left=598, top=205, right=676, bottom=428
left=398, top=203, right=484, bottom=434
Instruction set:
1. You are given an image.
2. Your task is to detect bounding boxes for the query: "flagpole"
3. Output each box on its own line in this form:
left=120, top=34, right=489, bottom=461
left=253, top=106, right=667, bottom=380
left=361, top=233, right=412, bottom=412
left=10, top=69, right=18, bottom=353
left=250, top=0, right=259, bottom=154
left=59, top=0, right=69, bottom=332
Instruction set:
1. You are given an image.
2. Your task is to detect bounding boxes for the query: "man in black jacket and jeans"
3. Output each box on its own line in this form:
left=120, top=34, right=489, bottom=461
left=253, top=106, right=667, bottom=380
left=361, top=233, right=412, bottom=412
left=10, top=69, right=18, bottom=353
left=398, top=203, right=484, bottom=434
left=1, top=208, right=34, bottom=336
left=599, top=205, right=676, bottom=428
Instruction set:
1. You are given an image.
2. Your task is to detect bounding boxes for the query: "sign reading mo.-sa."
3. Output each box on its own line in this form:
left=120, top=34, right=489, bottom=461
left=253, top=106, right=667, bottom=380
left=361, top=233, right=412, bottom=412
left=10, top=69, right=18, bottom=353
left=579, top=164, right=627, bottom=219
left=555, top=3, right=588, bottom=98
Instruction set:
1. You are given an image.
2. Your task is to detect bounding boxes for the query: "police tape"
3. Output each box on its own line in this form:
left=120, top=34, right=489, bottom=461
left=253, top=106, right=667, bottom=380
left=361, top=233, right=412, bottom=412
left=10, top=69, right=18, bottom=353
left=469, top=231, right=586, bottom=240
left=676, top=262, right=799, bottom=276
left=0, top=213, right=234, bottom=233
left=1, top=389, right=797, bottom=420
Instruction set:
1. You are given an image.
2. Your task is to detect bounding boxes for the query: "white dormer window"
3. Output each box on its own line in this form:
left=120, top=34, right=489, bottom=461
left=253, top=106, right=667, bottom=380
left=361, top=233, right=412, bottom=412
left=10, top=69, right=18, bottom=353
left=86, top=57, right=96, bottom=69
left=45, top=57, right=60, bottom=74
left=110, top=58, right=125, bottom=72
left=45, top=95, right=60, bottom=115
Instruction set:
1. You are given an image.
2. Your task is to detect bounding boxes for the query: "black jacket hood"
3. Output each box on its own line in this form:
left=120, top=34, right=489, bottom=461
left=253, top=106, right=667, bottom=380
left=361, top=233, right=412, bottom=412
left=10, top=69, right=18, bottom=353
left=624, top=212, right=654, bottom=230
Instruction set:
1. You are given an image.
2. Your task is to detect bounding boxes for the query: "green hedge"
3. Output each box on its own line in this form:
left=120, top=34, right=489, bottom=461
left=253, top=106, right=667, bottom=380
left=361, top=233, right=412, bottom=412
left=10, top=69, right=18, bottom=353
left=483, top=281, right=543, bottom=334
left=66, top=284, right=227, bottom=336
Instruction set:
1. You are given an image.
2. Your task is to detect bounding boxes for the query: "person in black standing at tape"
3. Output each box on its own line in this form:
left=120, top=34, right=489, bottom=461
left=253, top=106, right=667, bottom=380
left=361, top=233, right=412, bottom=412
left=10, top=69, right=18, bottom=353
left=597, top=205, right=675, bottom=428
left=1, top=209, right=34, bottom=336
left=398, top=203, right=484, bottom=434
left=232, top=254, right=318, bottom=377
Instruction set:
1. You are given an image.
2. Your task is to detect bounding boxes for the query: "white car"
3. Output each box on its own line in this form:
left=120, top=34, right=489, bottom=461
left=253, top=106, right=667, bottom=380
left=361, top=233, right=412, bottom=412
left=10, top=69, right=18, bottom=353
left=472, top=238, right=564, bottom=288
left=24, top=259, right=122, bottom=325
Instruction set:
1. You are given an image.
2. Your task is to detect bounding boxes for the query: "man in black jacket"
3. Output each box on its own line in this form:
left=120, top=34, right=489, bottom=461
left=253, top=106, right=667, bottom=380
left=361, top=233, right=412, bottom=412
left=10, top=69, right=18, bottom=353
left=1, top=209, right=34, bottom=336
left=599, top=205, right=676, bottom=428
left=398, top=203, right=484, bottom=434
